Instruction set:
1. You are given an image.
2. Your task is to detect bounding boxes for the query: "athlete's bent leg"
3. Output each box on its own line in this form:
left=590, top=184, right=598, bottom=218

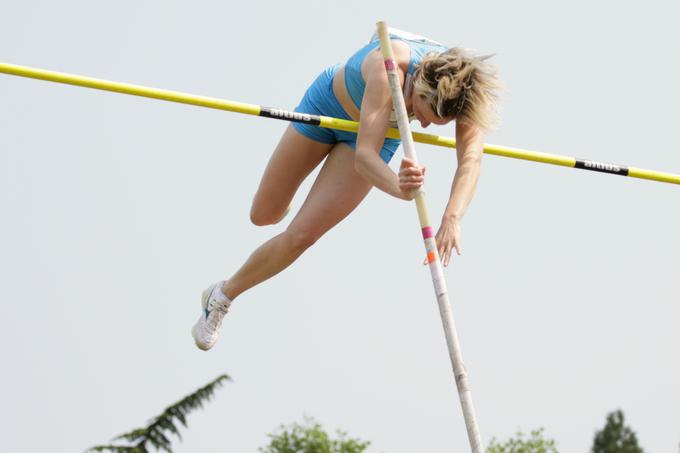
left=250, top=125, right=332, bottom=226
left=224, top=143, right=371, bottom=299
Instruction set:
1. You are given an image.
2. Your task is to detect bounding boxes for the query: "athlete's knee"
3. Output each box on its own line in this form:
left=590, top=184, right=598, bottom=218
left=250, top=203, right=290, bottom=226
left=249, top=196, right=276, bottom=226
left=250, top=205, right=272, bottom=226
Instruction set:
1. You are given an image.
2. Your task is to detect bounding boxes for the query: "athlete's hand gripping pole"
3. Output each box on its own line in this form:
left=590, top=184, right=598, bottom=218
left=376, top=21, right=484, bottom=453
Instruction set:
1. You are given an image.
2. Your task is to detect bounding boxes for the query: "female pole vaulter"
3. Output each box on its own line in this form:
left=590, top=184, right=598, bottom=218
left=192, top=28, right=501, bottom=350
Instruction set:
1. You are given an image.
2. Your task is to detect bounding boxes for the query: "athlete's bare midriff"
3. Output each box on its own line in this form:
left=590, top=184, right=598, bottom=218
left=332, top=66, right=361, bottom=121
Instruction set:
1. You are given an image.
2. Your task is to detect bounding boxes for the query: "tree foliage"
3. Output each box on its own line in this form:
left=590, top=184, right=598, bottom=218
left=591, top=409, right=644, bottom=453
left=487, top=428, right=559, bottom=453
left=259, top=417, right=370, bottom=453
left=87, top=374, right=230, bottom=453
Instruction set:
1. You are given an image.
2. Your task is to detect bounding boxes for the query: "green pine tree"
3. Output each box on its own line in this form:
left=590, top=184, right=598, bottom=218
left=259, top=417, right=370, bottom=453
left=87, top=374, right=230, bottom=453
left=591, top=409, right=644, bottom=453
left=486, top=428, right=559, bottom=453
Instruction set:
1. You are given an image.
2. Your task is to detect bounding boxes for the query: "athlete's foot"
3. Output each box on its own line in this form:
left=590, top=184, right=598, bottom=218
left=191, top=282, right=232, bottom=351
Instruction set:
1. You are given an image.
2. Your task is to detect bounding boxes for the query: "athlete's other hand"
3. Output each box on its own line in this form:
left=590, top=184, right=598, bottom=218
left=398, top=157, right=425, bottom=200
left=435, top=218, right=461, bottom=266
left=423, top=218, right=462, bottom=267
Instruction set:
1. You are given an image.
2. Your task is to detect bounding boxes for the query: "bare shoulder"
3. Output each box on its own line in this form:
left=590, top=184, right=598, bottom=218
left=361, top=39, right=410, bottom=83
left=456, top=121, right=484, bottom=141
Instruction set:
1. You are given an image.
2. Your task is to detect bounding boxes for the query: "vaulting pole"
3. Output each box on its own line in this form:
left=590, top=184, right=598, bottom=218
left=376, top=21, right=483, bottom=452
left=1, top=61, right=679, bottom=186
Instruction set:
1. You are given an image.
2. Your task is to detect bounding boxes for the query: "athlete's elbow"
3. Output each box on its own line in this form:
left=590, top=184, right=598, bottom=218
left=458, top=153, right=483, bottom=172
left=354, top=148, right=370, bottom=176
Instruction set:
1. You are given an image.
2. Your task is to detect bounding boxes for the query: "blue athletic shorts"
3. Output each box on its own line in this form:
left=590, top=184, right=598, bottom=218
left=293, top=64, right=400, bottom=164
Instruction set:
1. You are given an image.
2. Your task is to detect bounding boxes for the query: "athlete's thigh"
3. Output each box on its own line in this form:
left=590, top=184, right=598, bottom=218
left=287, top=142, right=372, bottom=239
left=252, top=125, right=334, bottom=221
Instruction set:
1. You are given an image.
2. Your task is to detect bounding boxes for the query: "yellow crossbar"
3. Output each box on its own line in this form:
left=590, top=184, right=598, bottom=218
left=1, top=61, right=678, bottom=186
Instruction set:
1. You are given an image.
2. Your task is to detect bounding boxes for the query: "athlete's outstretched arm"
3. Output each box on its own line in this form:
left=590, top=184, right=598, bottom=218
left=434, top=121, right=484, bottom=265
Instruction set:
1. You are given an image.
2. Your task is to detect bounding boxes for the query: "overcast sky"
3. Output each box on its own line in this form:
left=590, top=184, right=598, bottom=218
left=1, top=1, right=678, bottom=452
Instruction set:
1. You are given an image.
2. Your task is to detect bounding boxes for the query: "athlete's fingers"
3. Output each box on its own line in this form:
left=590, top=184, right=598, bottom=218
left=443, top=245, right=453, bottom=266
left=399, top=167, right=423, bottom=177
left=399, top=173, right=419, bottom=183
left=400, top=157, right=416, bottom=170
left=399, top=162, right=425, bottom=175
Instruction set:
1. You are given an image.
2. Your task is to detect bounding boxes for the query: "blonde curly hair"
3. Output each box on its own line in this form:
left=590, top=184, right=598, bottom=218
left=413, top=47, right=501, bottom=131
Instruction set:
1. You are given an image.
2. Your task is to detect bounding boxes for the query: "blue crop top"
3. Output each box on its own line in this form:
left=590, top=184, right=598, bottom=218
left=344, top=29, right=448, bottom=112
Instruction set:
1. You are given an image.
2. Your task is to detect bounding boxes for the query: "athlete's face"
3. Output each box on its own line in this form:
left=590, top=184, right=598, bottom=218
left=411, top=93, right=454, bottom=128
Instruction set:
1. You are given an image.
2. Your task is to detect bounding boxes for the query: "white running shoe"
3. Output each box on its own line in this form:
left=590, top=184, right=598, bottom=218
left=191, top=282, right=231, bottom=351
